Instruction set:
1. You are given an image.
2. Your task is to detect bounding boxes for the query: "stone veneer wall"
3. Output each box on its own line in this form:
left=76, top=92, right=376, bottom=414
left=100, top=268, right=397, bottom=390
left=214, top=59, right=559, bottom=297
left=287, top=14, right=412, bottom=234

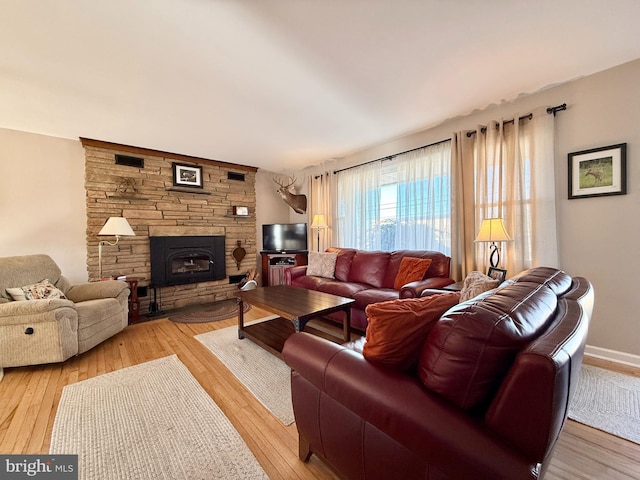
left=82, top=138, right=257, bottom=313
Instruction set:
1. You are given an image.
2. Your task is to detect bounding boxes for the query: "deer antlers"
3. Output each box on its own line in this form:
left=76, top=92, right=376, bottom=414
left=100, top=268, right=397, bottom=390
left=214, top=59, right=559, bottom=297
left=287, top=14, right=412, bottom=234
left=273, top=175, right=297, bottom=190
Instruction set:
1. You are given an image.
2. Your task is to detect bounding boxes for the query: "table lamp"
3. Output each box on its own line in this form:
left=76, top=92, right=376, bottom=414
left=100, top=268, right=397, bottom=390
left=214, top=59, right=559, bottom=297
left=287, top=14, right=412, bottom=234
left=474, top=218, right=512, bottom=268
left=98, top=216, right=135, bottom=279
left=310, top=214, right=328, bottom=252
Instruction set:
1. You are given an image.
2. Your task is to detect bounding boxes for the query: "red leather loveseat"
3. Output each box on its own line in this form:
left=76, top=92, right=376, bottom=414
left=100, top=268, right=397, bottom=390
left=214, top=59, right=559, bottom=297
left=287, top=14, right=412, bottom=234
left=285, top=247, right=454, bottom=331
left=283, top=267, right=594, bottom=480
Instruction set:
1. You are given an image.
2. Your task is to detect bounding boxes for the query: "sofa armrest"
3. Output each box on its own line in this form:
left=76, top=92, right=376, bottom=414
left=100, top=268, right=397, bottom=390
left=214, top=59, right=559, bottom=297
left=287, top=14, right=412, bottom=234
left=283, top=332, right=535, bottom=480
left=65, top=280, right=130, bottom=303
left=399, top=277, right=455, bottom=298
left=0, top=299, right=76, bottom=325
left=285, top=265, right=308, bottom=284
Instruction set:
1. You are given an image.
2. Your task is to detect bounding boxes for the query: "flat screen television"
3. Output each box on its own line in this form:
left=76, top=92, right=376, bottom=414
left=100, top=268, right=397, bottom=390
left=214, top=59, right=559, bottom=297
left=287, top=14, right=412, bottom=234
left=262, top=223, right=308, bottom=252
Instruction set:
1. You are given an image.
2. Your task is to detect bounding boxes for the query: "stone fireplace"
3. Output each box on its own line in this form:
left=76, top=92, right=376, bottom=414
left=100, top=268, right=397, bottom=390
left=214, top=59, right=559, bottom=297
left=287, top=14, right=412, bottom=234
left=82, top=138, right=257, bottom=313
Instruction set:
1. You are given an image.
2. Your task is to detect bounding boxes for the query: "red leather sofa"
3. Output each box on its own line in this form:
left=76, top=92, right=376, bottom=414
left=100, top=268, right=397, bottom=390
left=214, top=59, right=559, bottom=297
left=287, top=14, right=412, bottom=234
left=282, top=267, right=594, bottom=480
left=285, top=247, right=454, bottom=331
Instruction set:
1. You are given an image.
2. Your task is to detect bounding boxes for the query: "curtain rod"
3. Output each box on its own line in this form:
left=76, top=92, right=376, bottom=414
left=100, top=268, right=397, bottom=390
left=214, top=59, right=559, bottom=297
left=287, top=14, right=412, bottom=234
left=333, top=137, right=451, bottom=175
left=331, top=103, right=566, bottom=175
left=466, top=103, right=567, bottom=137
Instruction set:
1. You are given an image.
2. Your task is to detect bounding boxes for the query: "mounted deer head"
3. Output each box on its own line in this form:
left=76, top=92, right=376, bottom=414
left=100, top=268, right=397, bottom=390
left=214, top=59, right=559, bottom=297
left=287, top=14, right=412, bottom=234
left=273, top=175, right=307, bottom=214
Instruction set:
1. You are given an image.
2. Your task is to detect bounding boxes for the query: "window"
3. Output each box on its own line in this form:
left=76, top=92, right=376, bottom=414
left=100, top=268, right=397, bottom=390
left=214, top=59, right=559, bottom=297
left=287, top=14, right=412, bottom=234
left=336, top=141, right=452, bottom=253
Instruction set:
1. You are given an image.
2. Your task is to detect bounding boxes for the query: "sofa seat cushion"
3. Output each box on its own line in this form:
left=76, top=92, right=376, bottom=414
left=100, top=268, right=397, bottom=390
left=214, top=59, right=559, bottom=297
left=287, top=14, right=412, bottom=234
left=291, top=275, right=331, bottom=291
left=352, top=289, right=400, bottom=311
left=418, top=281, right=558, bottom=412
left=363, top=292, right=461, bottom=371
left=347, top=251, right=390, bottom=288
left=317, top=281, right=369, bottom=298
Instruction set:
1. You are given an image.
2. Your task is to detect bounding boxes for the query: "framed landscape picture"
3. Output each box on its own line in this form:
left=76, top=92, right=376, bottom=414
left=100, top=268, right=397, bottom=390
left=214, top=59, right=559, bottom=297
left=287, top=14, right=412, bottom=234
left=173, top=163, right=203, bottom=188
left=568, top=143, right=626, bottom=199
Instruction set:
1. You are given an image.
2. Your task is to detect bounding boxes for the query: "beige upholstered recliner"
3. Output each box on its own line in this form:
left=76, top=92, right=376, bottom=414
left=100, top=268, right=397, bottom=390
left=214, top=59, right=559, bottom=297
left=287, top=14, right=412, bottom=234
left=0, top=254, right=130, bottom=368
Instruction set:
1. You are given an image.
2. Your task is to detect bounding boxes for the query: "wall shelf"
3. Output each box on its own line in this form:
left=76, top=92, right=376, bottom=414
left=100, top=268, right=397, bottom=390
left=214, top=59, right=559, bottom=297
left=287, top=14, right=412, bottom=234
left=167, top=187, right=211, bottom=195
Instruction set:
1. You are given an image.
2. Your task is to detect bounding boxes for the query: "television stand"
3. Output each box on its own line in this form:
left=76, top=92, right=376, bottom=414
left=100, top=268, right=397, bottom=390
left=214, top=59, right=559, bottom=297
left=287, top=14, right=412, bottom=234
left=260, top=252, right=308, bottom=287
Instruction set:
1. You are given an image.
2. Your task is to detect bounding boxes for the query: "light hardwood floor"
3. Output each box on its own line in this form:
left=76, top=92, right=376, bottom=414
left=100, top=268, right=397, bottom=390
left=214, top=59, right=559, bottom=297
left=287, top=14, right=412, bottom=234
left=1, top=307, right=639, bottom=479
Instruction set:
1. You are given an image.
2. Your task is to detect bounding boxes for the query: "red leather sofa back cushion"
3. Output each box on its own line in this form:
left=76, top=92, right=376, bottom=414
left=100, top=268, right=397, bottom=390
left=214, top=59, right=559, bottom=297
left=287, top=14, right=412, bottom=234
left=418, top=281, right=558, bottom=411
left=347, top=251, right=390, bottom=288
left=383, top=250, right=451, bottom=289
left=326, top=247, right=357, bottom=282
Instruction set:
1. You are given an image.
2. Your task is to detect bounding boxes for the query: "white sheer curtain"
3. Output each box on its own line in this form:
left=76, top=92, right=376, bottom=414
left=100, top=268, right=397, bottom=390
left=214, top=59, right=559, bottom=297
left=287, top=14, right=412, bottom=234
left=336, top=160, right=381, bottom=249
left=308, top=171, right=335, bottom=251
left=395, top=141, right=452, bottom=254
left=451, top=106, right=557, bottom=278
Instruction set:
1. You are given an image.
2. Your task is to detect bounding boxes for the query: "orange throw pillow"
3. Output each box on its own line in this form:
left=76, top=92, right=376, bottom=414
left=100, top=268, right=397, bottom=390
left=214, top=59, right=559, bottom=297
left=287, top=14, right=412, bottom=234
left=363, top=292, right=460, bottom=371
left=393, top=257, right=432, bottom=290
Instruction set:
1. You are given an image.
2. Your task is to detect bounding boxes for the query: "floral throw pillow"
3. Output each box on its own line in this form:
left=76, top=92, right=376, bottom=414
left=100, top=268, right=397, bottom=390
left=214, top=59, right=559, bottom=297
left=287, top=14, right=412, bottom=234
left=6, top=279, right=66, bottom=301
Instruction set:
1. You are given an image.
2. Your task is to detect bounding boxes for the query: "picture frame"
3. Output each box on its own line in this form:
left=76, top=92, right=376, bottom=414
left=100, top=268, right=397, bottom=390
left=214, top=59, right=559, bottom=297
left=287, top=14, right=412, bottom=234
left=173, top=162, right=203, bottom=188
left=568, top=143, right=626, bottom=199
left=487, top=267, right=507, bottom=283
left=232, top=206, right=249, bottom=216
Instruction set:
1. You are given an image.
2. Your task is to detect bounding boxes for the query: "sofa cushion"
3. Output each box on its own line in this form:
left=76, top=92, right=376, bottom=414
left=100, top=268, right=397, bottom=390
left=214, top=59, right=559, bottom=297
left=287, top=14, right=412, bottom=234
left=352, top=288, right=400, bottom=310
left=326, top=248, right=357, bottom=282
left=459, top=271, right=500, bottom=302
left=7, top=279, right=67, bottom=301
left=394, top=257, right=433, bottom=290
left=364, top=292, right=460, bottom=371
left=0, top=254, right=63, bottom=303
left=418, top=281, right=558, bottom=411
left=348, top=251, right=390, bottom=288
left=306, top=251, right=338, bottom=278
left=317, top=281, right=369, bottom=298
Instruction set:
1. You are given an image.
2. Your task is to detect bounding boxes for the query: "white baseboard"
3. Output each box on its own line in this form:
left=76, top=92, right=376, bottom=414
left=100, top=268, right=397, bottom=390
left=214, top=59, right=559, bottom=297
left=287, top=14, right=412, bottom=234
left=585, top=345, right=640, bottom=369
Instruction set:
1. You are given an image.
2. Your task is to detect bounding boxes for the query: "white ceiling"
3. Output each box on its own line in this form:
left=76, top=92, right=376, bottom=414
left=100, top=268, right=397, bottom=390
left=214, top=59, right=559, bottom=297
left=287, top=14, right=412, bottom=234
left=2, top=1, right=640, bottom=172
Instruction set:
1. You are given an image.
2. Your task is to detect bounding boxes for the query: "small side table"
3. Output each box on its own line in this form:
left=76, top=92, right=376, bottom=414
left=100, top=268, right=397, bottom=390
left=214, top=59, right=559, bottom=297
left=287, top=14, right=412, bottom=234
left=116, top=276, right=145, bottom=324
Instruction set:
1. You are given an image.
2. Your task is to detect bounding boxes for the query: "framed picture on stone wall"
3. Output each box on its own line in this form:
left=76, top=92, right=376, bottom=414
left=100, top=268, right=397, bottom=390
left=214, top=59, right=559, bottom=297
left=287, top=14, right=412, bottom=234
left=173, top=163, right=203, bottom=188
left=568, top=143, right=626, bottom=199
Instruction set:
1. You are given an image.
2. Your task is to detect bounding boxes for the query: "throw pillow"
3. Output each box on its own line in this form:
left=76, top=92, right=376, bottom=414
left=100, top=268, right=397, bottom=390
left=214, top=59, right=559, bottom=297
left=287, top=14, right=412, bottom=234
left=459, top=271, right=500, bottom=302
left=363, top=292, right=460, bottom=371
left=306, top=251, right=338, bottom=278
left=6, top=279, right=66, bottom=301
left=393, top=257, right=433, bottom=290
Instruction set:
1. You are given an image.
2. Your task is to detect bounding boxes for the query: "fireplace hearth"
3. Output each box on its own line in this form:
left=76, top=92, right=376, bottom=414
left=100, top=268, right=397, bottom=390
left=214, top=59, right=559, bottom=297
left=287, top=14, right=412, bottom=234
left=150, top=236, right=226, bottom=287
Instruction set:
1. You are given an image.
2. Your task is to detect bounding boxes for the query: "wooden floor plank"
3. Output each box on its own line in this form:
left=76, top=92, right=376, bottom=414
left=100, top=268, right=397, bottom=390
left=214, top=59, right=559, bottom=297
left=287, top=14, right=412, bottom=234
left=0, top=307, right=638, bottom=480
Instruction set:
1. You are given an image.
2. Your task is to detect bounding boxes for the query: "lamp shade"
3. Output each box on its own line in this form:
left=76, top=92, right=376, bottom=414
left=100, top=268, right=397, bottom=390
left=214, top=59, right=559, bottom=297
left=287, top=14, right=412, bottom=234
left=310, top=214, right=328, bottom=229
left=474, top=218, right=512, bottom=243
left=98, top=217, right=135, bottom=237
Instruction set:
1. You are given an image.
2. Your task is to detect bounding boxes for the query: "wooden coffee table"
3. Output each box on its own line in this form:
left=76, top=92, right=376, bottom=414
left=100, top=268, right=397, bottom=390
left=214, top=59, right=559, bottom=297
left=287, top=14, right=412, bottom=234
left=236, top=285, right=355, bottom=358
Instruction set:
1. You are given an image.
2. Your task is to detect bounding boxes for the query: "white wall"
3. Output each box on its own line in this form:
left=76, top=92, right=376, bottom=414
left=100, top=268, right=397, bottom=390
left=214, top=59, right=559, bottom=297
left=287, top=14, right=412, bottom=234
left=0, top=128, right=87, bottom=282
left=298, top=58, right=640, bottom=357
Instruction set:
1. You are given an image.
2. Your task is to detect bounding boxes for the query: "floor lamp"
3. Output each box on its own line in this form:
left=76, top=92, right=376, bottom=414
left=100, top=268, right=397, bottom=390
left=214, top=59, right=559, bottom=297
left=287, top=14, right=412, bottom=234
left=98, top=217, right=135, bottom=279
left=474, top=218, right=512, bottom=269
left=310, top=214, right=328, bottom=252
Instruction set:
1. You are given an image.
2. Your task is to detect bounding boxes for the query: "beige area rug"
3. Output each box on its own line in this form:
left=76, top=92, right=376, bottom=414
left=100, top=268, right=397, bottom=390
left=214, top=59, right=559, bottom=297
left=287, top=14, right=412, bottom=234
left=569, top=364, right=640, bottom=444
left=169, top=298, right=250, bottom=324
left=195, top=317, right=295, bottom=426
left=50, top=355, right=268, bottom=480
